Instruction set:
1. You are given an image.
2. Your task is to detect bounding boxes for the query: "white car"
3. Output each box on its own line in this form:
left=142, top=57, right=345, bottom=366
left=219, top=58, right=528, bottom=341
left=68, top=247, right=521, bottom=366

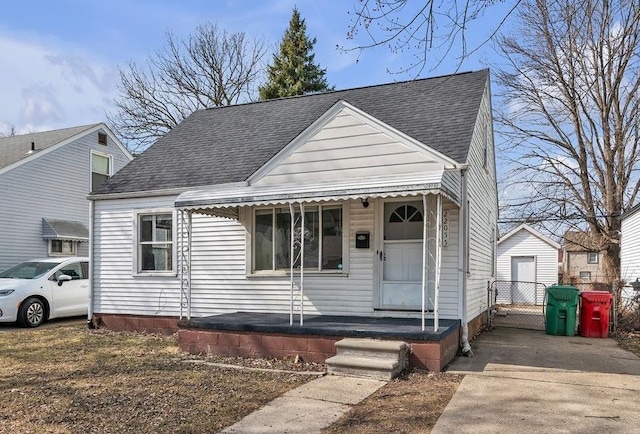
left=0, top=257, right=89, bottom=327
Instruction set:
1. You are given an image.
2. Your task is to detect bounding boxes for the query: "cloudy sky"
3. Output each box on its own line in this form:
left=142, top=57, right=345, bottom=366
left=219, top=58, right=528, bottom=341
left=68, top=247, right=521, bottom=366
left=0, top=0, right=508, bottom=135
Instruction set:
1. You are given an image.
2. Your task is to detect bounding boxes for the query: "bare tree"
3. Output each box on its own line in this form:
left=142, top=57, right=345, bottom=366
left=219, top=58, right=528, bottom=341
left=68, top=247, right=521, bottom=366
left=344, top=0, right=520, bottom=74
left=496, top=0, right=640, bottom=285
left=108, top=23, right=266, bottom=152
left=0, top=125, right=17, bottom=137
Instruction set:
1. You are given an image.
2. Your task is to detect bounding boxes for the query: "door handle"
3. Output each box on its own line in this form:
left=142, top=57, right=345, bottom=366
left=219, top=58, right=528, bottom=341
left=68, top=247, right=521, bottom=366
left=377, top=251, right=385, bottom=261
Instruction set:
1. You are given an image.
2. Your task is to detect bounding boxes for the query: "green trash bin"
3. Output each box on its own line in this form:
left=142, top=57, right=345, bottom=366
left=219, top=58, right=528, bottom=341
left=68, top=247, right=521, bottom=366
left=545, top=285, right=579, bottom=336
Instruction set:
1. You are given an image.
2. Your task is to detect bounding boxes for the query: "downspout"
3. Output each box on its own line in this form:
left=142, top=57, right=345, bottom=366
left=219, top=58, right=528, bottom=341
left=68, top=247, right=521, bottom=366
left=87, top=199, right=95, bottom=329
left=460, top=167, right=473, bottom=356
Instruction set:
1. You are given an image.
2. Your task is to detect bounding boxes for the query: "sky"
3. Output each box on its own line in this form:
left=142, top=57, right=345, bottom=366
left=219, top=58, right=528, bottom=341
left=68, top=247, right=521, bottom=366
left=0, top=0, right=512, bottom=136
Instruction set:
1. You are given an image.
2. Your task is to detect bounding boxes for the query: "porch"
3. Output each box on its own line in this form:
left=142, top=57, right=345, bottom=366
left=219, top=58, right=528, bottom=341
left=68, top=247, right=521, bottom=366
left=178, top=312, right=461, bottom=372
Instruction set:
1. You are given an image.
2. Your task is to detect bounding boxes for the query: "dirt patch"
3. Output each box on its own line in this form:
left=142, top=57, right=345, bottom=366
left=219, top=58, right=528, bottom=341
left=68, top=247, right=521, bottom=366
left=322, top=371, right=462, bottom=434
left=615, top=330, right=640, bottom=356
left=0, top=325, right=314, bottom=433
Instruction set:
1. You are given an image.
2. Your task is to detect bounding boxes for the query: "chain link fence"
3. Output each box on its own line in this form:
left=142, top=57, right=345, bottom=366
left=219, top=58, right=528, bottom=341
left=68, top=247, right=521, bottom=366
left=488, top=281, right=547, bottom=330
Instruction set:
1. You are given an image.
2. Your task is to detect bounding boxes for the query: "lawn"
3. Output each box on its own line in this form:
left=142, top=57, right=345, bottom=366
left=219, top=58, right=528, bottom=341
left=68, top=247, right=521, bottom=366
left=0, top=325, right=314, bottom=433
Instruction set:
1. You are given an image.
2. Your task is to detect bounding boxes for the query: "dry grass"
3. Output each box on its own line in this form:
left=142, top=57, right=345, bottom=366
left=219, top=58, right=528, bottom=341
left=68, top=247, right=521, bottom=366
left=615, top=330, right=640, bottom=357
left=0, top=325, right=313, bottom=433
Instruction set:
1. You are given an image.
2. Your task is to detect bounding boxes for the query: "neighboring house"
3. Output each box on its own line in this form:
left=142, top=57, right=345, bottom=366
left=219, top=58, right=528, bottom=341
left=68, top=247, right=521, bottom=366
left=0, top=124, right=133, bottom=271
left=620, top=203, right=640, bottom=289
left=496, top=224, right=560, bottom=304
left=562, top=230, right=607, bottom=287
left=88, top=70, right=497, bottom=370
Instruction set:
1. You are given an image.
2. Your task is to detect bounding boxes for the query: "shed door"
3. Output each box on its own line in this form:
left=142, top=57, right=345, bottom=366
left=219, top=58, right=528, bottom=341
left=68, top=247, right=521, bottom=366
left=380, top=201, right=423, bottom=310
left=511, top=256, right=535, bottom=304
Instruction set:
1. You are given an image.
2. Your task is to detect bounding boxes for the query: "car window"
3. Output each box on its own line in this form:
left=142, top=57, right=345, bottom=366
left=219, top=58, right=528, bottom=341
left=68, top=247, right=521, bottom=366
left=55, top=263, right=86, bottom=280
left=0, top=262, right=58, bottom=279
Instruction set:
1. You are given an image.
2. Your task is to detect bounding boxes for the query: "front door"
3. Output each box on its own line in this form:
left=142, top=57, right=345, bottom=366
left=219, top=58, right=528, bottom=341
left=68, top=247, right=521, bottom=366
left=380, top=201, right=424, bottom=309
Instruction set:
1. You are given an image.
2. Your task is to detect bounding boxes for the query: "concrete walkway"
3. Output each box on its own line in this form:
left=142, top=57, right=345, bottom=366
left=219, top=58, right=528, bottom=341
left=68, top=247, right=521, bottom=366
left=433, top=328, right=640, bottom=433
left=218, top=375, right=386, bottom=434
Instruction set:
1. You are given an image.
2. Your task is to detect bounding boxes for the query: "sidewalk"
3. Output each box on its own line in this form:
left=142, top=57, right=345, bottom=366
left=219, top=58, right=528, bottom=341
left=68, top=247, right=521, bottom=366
left=433, top=328, right=640, bottom=433
left=218, top=374, right=386, bottom=434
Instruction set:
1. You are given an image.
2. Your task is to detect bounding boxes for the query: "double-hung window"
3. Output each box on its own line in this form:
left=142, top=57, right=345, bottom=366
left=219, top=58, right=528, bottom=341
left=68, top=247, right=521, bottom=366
left=136, top=212, right=174, bottom=273
left=587, top=252, right=599, bottom=264
left=254, top=205, right=343, bottom=272
left=91, top=151, right=112, bottom=191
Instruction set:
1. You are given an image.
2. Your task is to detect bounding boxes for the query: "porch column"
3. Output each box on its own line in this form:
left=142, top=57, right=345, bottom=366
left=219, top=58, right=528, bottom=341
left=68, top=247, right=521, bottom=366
left=421, top=195, right=428, bottom=331
left=289, top=203, right=295, bottom=326
left=299, top=203, right=305, bottom=326
left=179, top=209, right=193, bottom=320
left=434, top=194, right=442, bottom=332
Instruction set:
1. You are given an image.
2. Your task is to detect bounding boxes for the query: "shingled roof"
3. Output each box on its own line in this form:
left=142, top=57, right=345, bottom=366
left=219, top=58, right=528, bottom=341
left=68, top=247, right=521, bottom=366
left=0, top=124, right=99, bottom=170
left=93, top=69, right=489, bottom=196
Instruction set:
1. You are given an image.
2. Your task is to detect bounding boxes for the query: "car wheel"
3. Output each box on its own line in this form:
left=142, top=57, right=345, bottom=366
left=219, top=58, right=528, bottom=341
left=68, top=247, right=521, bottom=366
left=18, top=297, right=46, bottom=328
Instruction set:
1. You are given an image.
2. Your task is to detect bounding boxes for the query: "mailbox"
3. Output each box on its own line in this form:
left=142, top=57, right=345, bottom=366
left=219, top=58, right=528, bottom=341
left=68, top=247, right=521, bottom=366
left=355, top=231, right=370, bottom=248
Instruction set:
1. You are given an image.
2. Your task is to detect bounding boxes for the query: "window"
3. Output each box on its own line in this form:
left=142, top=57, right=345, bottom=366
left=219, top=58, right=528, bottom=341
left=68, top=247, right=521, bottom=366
left=579, top=271, right=591, bottom=280
left=53, top=262, right=88, bottom=280
left=254, top=206, right=343, bottom=272
left=137, top=213, right=173, bottom=273
left=91, top=151, right=112, bottom=191
left=49, top=240, right=76, bottom=256
left=587, top=252, right=599, bottom=264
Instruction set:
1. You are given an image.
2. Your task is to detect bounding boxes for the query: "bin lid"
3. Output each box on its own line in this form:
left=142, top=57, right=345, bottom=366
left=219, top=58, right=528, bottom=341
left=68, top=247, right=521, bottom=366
left=547, top=286, right=579, bottom=301
left=580, top=291, right=612, bottom=302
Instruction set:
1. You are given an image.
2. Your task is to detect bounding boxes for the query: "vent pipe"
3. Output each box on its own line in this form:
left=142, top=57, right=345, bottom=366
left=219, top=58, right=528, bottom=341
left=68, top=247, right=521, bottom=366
left=31, top=142, right=35, bottom=151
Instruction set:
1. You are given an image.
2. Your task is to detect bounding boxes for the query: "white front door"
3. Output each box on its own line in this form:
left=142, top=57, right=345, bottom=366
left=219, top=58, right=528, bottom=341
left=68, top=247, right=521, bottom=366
left=380, top=201, right=424, bottom=309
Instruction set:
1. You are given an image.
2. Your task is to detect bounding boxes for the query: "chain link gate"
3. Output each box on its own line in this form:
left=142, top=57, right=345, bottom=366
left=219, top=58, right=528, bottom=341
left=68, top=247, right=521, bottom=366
left=488, top=281, right=547, bottom=330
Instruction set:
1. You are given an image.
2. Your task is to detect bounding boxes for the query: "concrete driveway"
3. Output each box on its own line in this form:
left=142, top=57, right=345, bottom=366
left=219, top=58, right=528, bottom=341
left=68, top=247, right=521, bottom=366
left=433, top=328, right=640, bottom=433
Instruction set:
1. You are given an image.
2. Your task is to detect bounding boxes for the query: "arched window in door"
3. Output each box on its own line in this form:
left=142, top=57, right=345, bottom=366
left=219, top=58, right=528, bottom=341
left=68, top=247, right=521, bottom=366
left=385, top=204, right=424, bottom=240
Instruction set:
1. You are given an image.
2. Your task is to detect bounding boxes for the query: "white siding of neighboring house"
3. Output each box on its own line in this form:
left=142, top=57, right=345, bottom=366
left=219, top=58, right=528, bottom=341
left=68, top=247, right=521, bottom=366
left=621, top=210, right=640, bottom=301
left=464, top=81, right=498, bottom=323
left=0, top=129, right=131, bottom=271
left=253, top=109, right=446, bottom=187
left=93, top=195, right=462, bottom=319
left=497, top=229, right=559, bottom=288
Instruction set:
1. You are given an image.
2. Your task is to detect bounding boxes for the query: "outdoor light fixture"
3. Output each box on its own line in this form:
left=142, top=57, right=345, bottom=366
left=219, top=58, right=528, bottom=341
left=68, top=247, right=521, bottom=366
left=361, top=198, right=369, bottom=208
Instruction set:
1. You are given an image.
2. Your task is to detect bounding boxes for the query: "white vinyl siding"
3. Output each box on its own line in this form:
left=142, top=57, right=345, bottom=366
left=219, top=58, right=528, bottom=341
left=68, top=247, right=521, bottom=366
left=0, top=129, right=131, bottom=271
left=93, top=196, right=461, bottom=319
left=497, top=229, right=559, bottom=288
left=464, top=82, right=498, bottom=321
left=621, top=210, right=640, bottom=284
left=254, top=109, right=445, bottom=186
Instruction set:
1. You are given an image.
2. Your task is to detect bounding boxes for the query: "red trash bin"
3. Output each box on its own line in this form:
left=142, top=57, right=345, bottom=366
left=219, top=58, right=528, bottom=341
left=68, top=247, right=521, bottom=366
left=579, top=291, right=613, bottom=338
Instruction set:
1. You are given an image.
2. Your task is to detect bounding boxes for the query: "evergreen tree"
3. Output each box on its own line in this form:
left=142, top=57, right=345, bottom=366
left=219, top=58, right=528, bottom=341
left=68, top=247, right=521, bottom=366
left=259, top=8, right=333, bottom=100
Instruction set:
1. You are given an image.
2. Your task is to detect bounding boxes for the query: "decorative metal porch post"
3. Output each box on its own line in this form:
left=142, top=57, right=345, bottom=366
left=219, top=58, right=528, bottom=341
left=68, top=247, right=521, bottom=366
left=434, top=194, right=442, bottom=332
left=421, top=195, right=428, bottom=331
left=289, top=203, right=295, bottom=326
left=299, top=203, right=305, bottom=326
left=179, top=209, right=192, bottom=320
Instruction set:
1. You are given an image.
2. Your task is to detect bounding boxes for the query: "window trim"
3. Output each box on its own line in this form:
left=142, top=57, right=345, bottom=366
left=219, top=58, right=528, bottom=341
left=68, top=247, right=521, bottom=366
left=246, top=203, right=350, bottom=276
left=587, top=252, right=599, bottom=264
left=90, top=150, right=113, bottom=191
left=48, top=240, right=77, bottom=256
left=132, top=208, right=177, bottom=277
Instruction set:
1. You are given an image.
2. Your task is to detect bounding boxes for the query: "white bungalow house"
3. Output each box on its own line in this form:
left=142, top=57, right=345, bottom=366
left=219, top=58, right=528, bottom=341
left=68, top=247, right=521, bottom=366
left=0, top=124, right=132, bottom=271
left=496, top=224, right=561, bottom=305
left=88, top=70, right=497, bottom=371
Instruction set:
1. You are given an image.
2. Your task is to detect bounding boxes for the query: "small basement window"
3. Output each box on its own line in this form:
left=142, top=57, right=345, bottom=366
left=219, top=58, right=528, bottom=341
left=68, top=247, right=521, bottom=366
left=579, top=271, right=591, bottom=280
left=49, top=240, right=76, bottom=256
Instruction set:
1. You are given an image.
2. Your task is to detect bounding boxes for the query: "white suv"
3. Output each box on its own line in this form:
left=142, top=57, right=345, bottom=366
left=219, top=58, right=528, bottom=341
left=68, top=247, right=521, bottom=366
left=0, top=257, right=89, bottom=327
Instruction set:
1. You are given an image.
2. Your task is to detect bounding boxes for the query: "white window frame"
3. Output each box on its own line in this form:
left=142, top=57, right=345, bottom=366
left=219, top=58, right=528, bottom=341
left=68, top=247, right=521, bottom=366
left=579, top=271, right=591, bottom=280
left=246, top=203, right=350, bottom=276
left=48, top=240, right=77, bottom=256
left=587, top=252, right=599, bottom=264
left=132, top=208, right=177, bottom=277
left=90, top=150, right=113, bottom=191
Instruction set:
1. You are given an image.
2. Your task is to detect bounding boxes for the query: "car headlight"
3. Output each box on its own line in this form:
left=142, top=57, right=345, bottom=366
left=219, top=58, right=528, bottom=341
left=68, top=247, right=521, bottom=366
left=0, top=289, right=15, bottom=296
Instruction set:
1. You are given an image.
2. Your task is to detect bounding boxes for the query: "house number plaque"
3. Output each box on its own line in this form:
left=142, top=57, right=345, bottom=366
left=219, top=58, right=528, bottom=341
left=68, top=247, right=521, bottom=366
left=442, top=210, right=449, bottom=247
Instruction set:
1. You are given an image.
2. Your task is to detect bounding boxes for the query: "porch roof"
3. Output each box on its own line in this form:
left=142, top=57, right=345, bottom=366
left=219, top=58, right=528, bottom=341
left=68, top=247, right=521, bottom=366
left=174, top=178, right=459, bottom=219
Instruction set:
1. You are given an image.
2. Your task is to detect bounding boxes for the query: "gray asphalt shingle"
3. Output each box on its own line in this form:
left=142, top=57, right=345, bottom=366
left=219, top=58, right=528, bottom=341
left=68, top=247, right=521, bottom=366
left=93, top=70, right=489, bottom=195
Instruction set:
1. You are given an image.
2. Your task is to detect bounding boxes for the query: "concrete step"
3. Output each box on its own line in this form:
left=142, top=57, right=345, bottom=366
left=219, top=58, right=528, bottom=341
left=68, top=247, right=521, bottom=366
left=326, top=338, right=409, bottom=380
